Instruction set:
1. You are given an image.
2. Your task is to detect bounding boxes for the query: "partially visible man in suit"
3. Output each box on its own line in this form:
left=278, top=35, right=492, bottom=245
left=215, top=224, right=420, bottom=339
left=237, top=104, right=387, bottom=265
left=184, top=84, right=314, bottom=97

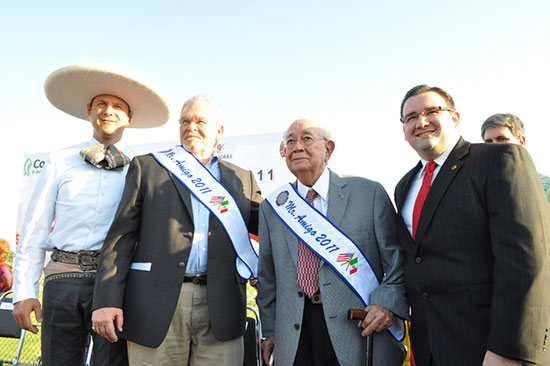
left=481, top=113, right=550, bottom=203
left=395, top=85, right=550, bottom=365
left=257, top=118, right=408, bottom=366
left=92, top=96, right=262, bottom=366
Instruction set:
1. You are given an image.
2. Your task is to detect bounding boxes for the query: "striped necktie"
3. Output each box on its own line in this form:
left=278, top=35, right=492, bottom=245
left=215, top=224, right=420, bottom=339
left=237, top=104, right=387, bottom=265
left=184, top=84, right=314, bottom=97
left=296, top=189, right=321, bottom=298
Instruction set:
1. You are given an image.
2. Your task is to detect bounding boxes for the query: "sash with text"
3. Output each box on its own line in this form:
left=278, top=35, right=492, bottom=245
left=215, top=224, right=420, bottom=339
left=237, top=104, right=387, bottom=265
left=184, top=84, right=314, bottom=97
left=266, top=183, right=404, bottom=341
left=152, top=146, right=258, bottom=279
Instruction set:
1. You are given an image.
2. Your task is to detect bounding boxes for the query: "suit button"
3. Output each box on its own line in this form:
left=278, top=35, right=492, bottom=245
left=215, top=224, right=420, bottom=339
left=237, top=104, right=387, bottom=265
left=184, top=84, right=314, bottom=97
left=415, top=257, right=422, bottom=264
left=294, top=324, right=300, bottom=330
left=183, top=232, right=193, bottom=238
left=422, top=292, right=429, bottom=300
left=298, top=291, right=304, bottom=297
left=178, top=262, right=186, bottom=269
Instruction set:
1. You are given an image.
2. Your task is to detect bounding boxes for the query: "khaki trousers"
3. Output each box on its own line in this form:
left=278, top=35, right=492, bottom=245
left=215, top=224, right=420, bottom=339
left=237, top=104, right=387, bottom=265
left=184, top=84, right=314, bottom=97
left=127, top=281, right=243, bottom=366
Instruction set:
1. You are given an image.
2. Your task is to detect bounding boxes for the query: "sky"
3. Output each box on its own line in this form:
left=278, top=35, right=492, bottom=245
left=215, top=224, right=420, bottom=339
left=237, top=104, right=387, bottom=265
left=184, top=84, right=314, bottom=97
left=1, top=0, right=549, bottom=246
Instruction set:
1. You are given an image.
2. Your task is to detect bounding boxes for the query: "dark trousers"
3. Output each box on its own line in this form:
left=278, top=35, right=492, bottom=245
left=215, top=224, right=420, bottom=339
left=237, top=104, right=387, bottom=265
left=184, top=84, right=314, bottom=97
left=41, top=272, right=128, bottom=366
left=293, top=297, right=339, bottom=366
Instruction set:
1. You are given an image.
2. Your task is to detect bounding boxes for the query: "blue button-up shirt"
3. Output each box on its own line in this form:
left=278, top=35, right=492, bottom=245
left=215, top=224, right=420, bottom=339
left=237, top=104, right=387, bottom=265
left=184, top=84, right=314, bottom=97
left=186, top=156, right=220, bottom=275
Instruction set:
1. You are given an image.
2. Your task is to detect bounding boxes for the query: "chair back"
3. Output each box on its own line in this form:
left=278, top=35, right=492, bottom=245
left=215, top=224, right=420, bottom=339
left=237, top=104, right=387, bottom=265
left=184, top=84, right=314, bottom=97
left=0, top=290, right=22, bottom=338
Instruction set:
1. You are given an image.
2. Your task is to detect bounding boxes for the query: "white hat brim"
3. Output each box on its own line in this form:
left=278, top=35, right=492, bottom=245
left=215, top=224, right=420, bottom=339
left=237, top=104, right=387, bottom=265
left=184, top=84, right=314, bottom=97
left=44, top=63, right=170, bottom=128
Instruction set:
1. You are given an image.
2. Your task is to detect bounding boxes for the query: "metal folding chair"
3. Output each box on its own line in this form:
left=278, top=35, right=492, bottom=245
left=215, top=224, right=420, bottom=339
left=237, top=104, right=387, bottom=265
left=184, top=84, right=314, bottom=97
left=244, top=306, right=262, bottom=366
left=83, top=334, right=93, bottom=366
left=0, top=290, right=40, bottom=365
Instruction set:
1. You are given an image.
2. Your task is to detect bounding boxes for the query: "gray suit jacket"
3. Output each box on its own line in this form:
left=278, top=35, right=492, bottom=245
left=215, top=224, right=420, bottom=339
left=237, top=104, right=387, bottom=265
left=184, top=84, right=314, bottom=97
left=93, top=154, right=262, bottom=347
left=257, top=170, right=408, bottom=366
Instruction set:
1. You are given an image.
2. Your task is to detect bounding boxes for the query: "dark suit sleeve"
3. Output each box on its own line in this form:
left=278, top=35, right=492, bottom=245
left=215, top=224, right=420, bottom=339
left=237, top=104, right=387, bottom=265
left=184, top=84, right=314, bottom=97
left=485, top=145, right=550, bottom=362
left=93, top=157, right=143, bottom=310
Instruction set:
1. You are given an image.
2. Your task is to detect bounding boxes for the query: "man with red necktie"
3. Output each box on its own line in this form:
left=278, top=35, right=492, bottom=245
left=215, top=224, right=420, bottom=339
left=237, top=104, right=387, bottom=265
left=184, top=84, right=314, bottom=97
left=395, top=85, right=550, bottom=366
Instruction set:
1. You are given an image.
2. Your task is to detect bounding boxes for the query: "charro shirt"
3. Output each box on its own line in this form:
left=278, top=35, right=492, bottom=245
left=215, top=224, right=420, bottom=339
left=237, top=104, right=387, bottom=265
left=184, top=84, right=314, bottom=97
left=13, top=138, right=130, bottom=303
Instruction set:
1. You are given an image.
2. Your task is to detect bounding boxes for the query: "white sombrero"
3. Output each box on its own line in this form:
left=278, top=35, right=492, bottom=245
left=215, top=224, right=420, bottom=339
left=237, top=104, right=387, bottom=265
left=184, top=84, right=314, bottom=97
left=44, top=63, right=170, bottom=128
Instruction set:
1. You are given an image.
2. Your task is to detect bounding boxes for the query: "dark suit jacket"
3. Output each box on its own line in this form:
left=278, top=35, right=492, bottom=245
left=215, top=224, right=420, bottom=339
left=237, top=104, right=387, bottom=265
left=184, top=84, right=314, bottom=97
left=93, top=154, right=262, bottom=348
left=395, top=138, right=550, bottom=365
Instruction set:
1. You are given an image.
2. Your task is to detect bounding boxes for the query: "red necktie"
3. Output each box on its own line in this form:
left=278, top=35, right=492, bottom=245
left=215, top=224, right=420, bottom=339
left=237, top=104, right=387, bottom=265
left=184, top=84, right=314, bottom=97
left=412, top=161, right=437, bottom=240
left=297, top=189, right=321, bottom=298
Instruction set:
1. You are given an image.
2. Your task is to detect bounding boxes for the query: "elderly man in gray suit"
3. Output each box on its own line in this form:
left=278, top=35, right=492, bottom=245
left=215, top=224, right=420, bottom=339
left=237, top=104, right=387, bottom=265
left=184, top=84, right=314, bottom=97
left=257, top=118, right=408, bottom=366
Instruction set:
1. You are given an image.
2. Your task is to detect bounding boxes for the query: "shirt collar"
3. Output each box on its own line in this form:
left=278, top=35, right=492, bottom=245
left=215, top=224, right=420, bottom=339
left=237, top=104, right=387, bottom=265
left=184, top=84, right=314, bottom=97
left=88, top=137, right=123, bottom=149
left=419, top=134, right=460, bottom=170
left=89, top=137, right=100, bottom=146
left=297, top=168, right=330, bottom=201
left=206, top=155, right=219, bottom=170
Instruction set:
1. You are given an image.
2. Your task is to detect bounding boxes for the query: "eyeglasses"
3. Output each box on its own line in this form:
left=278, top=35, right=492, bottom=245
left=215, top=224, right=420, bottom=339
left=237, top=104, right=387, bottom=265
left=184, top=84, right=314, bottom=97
left=179, top=118, right=209, bottom=125
left=283, top=135, right=326, bottom=149
left=401, top=106, right=454, bottom=124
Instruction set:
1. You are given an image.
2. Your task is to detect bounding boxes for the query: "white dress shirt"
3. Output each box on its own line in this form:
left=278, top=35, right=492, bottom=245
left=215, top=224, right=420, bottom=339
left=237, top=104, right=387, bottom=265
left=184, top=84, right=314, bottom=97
left=296, top=167, right=330, bottom=216
left=401, top=136, right=460, bottom=236
left=13, top=138, right=131, bottom=302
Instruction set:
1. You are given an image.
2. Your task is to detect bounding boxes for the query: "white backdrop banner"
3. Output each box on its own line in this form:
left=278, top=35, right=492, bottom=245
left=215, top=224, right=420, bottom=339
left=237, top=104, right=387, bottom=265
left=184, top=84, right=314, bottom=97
left=16, top=133, right=293, bottom=247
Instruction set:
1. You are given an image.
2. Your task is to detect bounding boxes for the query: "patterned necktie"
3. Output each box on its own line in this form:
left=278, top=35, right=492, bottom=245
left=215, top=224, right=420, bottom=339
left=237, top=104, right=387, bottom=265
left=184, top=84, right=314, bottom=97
left=412, top=161, right=437, bottom=240
left=80, top=143, right=129, bottom=170
left=297, top=189, right=321, bottom=298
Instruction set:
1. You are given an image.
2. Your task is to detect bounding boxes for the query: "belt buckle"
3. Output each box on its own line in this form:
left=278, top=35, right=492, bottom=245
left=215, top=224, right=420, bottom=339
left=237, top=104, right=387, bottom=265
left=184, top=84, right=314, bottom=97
left=77, top=251, right=98, bottom=271
left=311, top=293, right=322, bottom=304
left=190, top=275, right=206, bottom=285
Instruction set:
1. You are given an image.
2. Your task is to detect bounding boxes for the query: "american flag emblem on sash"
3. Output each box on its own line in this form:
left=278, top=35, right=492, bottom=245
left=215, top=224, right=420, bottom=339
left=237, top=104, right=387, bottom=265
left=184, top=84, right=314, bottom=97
left=337, top=253, right=358, bottom=274
left=210, top=195, right=229, bottom=213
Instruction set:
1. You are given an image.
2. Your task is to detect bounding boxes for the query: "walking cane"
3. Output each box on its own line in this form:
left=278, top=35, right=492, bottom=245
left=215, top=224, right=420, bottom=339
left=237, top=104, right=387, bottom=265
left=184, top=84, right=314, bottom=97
left=348, top=309, right=373, bottom=366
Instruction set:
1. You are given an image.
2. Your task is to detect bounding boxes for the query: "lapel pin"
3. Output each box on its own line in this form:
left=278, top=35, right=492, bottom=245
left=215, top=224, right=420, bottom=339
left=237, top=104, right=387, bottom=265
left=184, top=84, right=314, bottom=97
left=451, top=165, right=457, bottom=171
left=339, top=195, right=344, bottom=199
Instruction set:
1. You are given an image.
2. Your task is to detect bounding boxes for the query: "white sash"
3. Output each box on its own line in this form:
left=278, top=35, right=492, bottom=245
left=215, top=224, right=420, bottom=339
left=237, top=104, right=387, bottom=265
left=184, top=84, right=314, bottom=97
left=266, top=183, right=404, bottom=341
left=151, top=146, right=257, bottom=279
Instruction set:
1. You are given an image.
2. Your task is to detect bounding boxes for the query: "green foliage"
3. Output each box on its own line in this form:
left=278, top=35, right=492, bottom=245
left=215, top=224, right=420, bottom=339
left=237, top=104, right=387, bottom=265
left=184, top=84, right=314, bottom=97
left=246, top=282, right=259, bottom=316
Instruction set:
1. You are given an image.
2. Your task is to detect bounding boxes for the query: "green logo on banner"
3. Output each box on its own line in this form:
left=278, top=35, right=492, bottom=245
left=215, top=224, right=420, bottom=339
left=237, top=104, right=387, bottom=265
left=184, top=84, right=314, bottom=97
left=24, top=159, right=32, bottom=176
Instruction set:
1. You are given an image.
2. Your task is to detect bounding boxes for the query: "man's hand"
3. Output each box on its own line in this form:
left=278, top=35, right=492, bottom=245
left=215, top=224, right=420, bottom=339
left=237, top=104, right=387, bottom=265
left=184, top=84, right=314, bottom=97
left=261, top=335, right=275, bottom=365
left=13, top=298, right=42, bottom=334
left=482, top=350, right=521, bottom=366
left=91, top=307, right=124, bottom=343
left=357, top=304, right=394, bottom=337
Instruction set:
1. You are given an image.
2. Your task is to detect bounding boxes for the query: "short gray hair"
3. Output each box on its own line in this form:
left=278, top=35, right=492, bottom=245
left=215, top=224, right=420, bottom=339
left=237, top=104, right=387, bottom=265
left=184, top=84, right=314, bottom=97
left=481, top=113, right=524, bottom=140
left=180, top=95, right=223, bottom=124
left=283, top=119, right=332, bottom=140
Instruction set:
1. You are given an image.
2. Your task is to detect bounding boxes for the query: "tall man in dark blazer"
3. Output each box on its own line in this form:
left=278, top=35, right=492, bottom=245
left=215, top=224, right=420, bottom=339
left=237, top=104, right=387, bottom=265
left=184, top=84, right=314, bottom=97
left=395, top=85, right=550, bottom=366
left=92, top=96, right=262, bottom=366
